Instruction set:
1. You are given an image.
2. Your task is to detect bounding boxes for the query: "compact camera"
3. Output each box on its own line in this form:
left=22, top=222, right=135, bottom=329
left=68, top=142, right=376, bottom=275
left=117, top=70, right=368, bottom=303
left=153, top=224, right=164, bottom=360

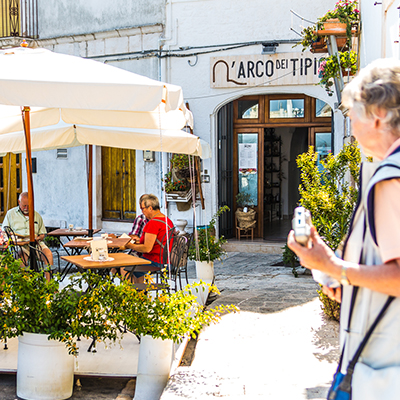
left=292, top=206, right=312, bottom=246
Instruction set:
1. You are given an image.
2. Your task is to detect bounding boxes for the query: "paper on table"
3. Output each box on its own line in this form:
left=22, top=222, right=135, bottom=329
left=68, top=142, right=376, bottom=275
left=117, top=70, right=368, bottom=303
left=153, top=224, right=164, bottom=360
left=119, top=233, right=130, bottom=238
left=74, top=237, right=92, bottom=241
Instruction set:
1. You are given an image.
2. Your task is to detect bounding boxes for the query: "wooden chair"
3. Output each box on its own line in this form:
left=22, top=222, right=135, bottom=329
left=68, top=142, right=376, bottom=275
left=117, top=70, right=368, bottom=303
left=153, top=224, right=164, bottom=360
left=235, top=215, right=255, bottom=241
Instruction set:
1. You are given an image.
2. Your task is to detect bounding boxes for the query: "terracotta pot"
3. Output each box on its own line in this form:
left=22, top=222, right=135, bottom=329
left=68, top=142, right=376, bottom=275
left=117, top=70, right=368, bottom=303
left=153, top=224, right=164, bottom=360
left=317, top=19, right=347, bottom=36
left=311, top=38, right=327, bottom=53
left=341, top=68, right=355, bottom=77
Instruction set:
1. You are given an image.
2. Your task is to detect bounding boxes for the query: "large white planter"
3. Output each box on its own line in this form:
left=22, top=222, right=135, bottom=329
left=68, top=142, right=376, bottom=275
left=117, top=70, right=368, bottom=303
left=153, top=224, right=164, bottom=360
left=195, top=260, right=214, bottom=281
left=17, top=332, right=74, bottom=400
left=134, top=335, right=174, bottom=400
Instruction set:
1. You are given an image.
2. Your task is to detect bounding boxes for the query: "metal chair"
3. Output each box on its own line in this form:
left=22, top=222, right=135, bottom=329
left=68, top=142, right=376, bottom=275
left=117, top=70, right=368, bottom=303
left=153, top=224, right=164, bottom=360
left=3, top=226, right=29, bottom=265
left=27, top=244, right=55, bottom=278
left=160, top=229, right=192, bottom=291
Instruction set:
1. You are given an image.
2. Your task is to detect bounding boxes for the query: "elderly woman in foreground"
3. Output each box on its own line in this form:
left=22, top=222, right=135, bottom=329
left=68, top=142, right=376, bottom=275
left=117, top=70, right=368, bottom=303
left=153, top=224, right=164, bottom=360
left=288, top=59, right=400, bottom=399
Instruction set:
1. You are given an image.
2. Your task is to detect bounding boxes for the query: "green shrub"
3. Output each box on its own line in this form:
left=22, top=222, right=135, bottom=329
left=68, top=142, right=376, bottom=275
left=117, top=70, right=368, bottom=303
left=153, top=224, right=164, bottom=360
left=296, top=141, right=361, bottom=320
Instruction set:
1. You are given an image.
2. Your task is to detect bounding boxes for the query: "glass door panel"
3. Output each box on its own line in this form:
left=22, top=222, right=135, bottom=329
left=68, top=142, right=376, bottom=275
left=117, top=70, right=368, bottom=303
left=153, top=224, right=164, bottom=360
left=238, top=133, right=258, bottom=206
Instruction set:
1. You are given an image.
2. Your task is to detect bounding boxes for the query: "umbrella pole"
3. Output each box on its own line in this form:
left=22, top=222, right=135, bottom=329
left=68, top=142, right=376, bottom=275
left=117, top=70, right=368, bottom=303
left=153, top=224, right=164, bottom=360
left=87, top=145, right=93, bottom=237
left=21, top=106, right=37, bottom=272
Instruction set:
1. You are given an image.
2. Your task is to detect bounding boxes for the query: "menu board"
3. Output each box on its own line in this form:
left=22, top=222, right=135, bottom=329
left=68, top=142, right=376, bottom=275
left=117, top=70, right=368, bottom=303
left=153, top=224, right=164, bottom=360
left=239, top=143, right=257, bottom=171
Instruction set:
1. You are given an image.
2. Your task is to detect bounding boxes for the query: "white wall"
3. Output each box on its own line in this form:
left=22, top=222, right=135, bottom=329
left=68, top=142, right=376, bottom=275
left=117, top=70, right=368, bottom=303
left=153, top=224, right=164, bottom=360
left=161, top=0, right=341, bottom=224
left=38, top=0, right=165, bottom=39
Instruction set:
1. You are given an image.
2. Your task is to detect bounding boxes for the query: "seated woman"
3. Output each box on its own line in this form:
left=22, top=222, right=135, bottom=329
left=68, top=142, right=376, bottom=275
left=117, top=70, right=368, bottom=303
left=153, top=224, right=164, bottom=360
left=122, top=194, right=173, bottom=283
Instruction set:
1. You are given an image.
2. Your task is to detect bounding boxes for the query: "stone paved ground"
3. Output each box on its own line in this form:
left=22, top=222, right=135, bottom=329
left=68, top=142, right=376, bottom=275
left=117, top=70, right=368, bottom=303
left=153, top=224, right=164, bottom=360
left=161, top=252, right=340, bottom=400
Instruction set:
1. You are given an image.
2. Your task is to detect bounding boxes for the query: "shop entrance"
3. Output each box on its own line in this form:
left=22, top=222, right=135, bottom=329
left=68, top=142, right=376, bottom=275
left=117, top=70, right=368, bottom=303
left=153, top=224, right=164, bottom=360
left=217, top=94, right=332, bottom=240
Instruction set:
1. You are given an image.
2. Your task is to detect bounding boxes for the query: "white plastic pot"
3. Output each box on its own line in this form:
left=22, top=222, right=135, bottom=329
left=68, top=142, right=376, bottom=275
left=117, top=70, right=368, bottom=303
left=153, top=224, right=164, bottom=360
left=134, top=335, right=174, bottom=400
left=17, top=332, right=74, bottom=400
left=195, top=260, right=214, bottom=281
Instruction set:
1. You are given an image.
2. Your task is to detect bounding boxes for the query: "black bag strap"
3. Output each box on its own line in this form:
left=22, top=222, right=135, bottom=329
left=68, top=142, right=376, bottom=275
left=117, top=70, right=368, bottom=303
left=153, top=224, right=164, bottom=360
left=337, top=295, right=394, bottom=394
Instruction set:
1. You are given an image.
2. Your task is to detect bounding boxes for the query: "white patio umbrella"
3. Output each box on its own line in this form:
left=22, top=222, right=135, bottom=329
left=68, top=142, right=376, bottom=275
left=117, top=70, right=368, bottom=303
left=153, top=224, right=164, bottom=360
left=0, top=46, right=197, bottom=266
left=0, top=107, right=209, bottom=157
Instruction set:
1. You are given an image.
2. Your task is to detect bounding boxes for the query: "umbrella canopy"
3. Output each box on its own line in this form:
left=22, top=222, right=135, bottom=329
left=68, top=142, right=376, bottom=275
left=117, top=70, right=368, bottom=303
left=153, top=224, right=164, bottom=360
left=0, top=47, right=191, bottom=119
left=0, top=107, right=210, bottom=158
left=0, top=46, right=200, bottom=256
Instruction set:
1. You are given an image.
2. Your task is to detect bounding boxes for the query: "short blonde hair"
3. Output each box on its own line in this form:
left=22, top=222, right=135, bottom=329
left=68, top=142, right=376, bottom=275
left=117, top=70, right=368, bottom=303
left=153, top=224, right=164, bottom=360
left=342, top=58, right=400, bottom=137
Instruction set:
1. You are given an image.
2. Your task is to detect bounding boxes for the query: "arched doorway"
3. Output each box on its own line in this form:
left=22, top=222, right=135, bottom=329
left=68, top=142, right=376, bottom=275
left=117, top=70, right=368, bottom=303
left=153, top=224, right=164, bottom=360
left=218, top=94, right=332, bottom=240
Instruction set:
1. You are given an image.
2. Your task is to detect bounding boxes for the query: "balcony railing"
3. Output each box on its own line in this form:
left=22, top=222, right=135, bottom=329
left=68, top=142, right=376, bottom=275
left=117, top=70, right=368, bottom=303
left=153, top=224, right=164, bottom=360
left=1, top=0, right=38, bottom=39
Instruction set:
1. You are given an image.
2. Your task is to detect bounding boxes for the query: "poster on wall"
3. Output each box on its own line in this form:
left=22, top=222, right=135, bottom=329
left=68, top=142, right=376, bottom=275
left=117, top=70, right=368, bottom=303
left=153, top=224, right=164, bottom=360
left=239, top=143, right=257, bottom=173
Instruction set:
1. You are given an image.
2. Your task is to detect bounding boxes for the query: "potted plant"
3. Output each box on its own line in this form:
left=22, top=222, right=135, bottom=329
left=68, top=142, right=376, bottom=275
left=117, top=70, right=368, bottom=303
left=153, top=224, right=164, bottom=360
left=317, top=0, right=360, bottom=42
left=44, top=234, right=60, bottom=248
left=188, top=206, right=229, bottom=281
left=0, top=253, right=124, bottom=400
left=235, top=191, right=256, bottom=232
left=121, top=276, right=238, bottom=400
left=318, top=50, right=358, bottom=96
left=295, top=1, right=359, bottom=52
left=170, top=153, right=191, bottom=179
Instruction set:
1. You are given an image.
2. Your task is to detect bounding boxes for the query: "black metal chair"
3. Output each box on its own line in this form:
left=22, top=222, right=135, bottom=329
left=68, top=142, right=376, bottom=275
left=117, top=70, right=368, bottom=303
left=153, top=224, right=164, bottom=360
left=27, top=244, right=56, bottom=278
left=159, top=229, right=192, bottom=291
left=3, top=226, right=29, bottom=265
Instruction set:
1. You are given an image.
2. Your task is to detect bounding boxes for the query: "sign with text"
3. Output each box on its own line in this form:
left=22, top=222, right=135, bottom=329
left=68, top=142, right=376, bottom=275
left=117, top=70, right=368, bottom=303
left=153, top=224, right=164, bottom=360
left=211, top=52, right=324, bottom=88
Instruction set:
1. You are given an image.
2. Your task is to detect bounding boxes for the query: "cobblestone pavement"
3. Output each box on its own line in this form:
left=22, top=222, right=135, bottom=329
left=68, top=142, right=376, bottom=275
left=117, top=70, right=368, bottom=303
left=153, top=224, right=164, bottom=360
left=162, top=252, right=340, bottom=400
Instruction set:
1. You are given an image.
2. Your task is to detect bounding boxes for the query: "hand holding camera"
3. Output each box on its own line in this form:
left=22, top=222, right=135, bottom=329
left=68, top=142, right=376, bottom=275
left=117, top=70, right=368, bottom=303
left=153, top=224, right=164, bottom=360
left=291, top=207, right=340, bottom=288
left=291, top=206, right=312, bottom=246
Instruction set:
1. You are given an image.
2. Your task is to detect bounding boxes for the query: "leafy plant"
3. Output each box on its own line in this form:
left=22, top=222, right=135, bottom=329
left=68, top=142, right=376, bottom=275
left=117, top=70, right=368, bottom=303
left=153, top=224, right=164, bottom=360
left=188, top=206, right=230, bottom=262
left=318, top=0, right=360, bottom=40
left=236, top=191, right=252, bottom=208
left=0, top=253, right=125, bottom=355
left=295, top=1, right=359, bottom=52
left=162, top=171, right=190, bottom=193
left=121, top=276, right=238, bottom=341
left=44, top=235, right=60, bottom=248
left=295, top=25, right=319, bottom=52
left=170, top=153, right=190, bottom=170
left=296, top=141, right=361, bottom=320
left=282, top=244, right=300, bottom=277
left=317, top=285, right=341, bottom=320
left=318, top=51, right=358, bottom=96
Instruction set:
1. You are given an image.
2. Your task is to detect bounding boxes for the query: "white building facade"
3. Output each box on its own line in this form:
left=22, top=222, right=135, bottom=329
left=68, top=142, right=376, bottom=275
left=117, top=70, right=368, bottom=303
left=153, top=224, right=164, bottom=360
left=2, top=0, right=396, bottom=239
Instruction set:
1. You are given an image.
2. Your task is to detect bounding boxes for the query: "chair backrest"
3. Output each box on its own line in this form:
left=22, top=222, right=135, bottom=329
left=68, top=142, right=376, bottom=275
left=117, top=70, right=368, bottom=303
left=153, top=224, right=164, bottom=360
left=3, top=226, right=18, bottom=245
left=161, top=231, right=192, bottom=276
left=28, top=244, right=51, bottom=274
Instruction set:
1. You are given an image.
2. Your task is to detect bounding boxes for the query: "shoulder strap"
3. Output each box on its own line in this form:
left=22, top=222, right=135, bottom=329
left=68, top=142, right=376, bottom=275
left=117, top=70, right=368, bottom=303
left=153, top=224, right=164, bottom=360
left=365, top=159, right=400, bottom=246
left=152, top=218, right=174, bottom=248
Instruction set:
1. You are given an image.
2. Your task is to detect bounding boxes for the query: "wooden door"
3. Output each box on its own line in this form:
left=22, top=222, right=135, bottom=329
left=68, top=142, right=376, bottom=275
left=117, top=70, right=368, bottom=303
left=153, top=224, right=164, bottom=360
left=101, top=147, right=136, bottom=221
left=0, top=153, right=22, bottom=223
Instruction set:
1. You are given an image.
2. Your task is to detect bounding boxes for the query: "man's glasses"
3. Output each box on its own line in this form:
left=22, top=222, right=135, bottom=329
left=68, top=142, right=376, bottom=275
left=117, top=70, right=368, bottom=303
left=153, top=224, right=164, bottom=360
left=140, top=206, right=149, bottom=211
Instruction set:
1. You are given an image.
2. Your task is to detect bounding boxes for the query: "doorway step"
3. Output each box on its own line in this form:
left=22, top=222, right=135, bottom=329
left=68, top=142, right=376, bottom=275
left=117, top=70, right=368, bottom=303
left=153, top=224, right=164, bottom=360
left=223, top=239, right=284, bottom=254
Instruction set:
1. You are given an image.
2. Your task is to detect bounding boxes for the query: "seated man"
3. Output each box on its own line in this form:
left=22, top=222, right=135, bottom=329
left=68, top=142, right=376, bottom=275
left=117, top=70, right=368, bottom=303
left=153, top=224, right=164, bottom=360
left=127, top=194, right=149, bottom=257
left=2, top=192, right=53, bottom=275
left=122, top=194, right=173, bottom=284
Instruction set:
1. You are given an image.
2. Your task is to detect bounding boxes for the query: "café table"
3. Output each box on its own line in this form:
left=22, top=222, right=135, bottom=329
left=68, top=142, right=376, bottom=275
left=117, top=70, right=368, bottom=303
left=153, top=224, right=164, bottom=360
left=60, top=252, right=152, bottom=274
left=46, top=228, right=101, bottom=255
left=63, top=237, right=132, bottom=255
left=60, top=253, right=166, bottom=352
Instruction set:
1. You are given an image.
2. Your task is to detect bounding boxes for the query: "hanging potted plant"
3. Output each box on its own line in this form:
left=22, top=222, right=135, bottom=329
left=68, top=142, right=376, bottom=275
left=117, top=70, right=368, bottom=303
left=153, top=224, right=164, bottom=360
left=170, top=153, right=192, bottom=180
left=295, top=1, right=359, bottom=52
left=0, top=253, right=124, bottom=400
left=317, top=0, right=360, bottom=44
left=318, top=50, right=358, bottom=96
left=121, top=277, right=238, bottom=400
left=188, top=206, right=229, bottom=281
